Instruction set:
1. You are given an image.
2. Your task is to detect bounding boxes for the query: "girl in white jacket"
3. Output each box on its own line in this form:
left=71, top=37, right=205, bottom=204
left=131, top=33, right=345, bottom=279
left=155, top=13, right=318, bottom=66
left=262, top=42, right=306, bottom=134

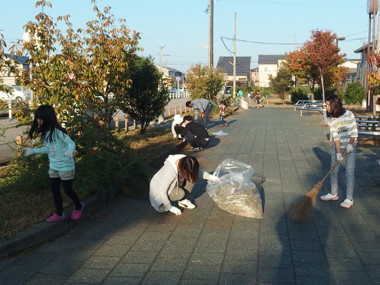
left=149, top=154, right=219, bottom=215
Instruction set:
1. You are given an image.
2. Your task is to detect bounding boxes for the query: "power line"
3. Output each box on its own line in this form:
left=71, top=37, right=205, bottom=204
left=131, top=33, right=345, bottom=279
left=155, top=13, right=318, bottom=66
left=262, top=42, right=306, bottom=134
left=221, top=36, right=302, bottom=46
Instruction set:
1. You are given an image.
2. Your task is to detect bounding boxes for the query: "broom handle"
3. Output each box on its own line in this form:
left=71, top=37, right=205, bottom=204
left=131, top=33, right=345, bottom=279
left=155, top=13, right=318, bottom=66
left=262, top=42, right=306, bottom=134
left=320, top=151, right=347, bottom=184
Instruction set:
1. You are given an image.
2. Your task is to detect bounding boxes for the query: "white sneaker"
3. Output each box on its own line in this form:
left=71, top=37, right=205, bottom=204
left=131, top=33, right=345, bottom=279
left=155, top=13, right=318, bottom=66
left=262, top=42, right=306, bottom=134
left=340, top=199, right=353, bottom=208
left=178, top=199, right=196, bottom=209
left=320, top=193, right=339, bottom=201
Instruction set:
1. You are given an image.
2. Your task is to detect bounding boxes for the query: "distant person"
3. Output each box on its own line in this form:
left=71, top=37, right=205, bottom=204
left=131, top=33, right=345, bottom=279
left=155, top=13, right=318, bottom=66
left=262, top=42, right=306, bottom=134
left=320, top=95, right=358, bottom=209
left=149, top=154, right=219, bottom=215
left=22, top=105, right=84, bottom=222
left=255, top=90, right=262, bottom=108
left=179, top=115, right=210, bottom=151
left=186, top=98, right=213, bottom=128
left=218, top=100, right=228, bottom=127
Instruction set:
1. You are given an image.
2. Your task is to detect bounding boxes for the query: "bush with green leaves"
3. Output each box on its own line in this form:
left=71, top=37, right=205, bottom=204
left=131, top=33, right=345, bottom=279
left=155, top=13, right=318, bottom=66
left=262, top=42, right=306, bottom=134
left=290, top=86, right=310, bottom=103
left=344, top=81, right=366, bottom=105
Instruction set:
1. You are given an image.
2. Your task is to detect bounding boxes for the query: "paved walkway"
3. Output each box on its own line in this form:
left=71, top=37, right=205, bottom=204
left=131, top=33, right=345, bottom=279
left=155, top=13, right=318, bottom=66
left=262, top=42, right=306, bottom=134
left=0, top=107, right=379, bottom=285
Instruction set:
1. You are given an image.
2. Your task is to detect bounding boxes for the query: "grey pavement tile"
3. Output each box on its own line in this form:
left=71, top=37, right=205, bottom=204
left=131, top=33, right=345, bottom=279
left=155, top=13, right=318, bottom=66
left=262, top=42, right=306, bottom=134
left=120, top=250, right=158, bottom=264
left=0, top=263, right=43, bottom=280
left=257, top=267, right=295, bottom=284
left=218, top=273, right=256, bottom=285
left=296, top=276, right=335, bottom=285
left=93, top=244, right=130, bottom=256
left=140, top=271, right=182, bottom=285
left=158, top=246, right=193, bottom=260
left=331, top=270, right=373, bottom=285
left=292, top=250, right=326, bottom=263
left=358, top=251, right=380, bottom=265
left=182, top=264, right=221, bottom=280
left=103, top=232, right=143, bottom=246
left=365, top=264, right=380, bottom=282
left=290, top=240, right=323, bottom=251
left=109, top=262, right=150, bottom=278
left=222, top=259, right=258, bottom=275
left=180, top=279, right=218, bottom=285
left=38, top=260, right=80, bottom=276
left=258, top=255, right=292, bottom=269
left=22, top=274, right=67, bottom=285
left=294, top=262, right=330, bottom=277
left=189, top=252, right=225, bottom=266
left=81, top=255, right=121, bottom=270
left=288, top=230, right=319, bottom=241
left=229, top=229, right=259, bottom=240
left=0, top=278, right=24, bottom=285
left=258, top=242, right=290, bottom=257
left=102, top=276, right=141, bottom=285
left=65, top=268, right=110, bottom=283
left=129, top=238, right=167, bottom=252
left=150, top=257, right=188, bottom=272
left=352, top=241, right=380, bottom=253
left=166, top=236, right=198, bottom=248
left=193, top=240, right=228, bottom=253
left=54, top=249, right=94, bottom=262
left=319, top=233, right=351, bottom=246
left=323, top=245, right=358, bottom=258
left=326, top=257, right=365, bottom=272
left=226, top=238, right=258, bottom=252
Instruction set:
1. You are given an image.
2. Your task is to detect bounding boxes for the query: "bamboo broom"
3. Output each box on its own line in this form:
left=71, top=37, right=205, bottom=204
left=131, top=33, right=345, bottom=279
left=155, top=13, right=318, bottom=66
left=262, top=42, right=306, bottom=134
left=289, top=152, right=346, bottom=223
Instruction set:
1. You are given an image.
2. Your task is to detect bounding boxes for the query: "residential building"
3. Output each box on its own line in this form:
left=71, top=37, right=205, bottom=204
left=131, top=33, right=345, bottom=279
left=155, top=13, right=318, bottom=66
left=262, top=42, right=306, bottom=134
left=257, top=55, right=287, bottom=87
left=156, top=66, right=185, bottom=89
left=1, top=54, right=29, bottom=85
left=216, top=56, right=251, bottom=92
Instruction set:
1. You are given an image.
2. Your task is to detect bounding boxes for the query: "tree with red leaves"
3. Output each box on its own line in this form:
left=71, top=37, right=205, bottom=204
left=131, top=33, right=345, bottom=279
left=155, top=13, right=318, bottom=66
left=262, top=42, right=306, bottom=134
left=303, top=30, right=346, bottom=103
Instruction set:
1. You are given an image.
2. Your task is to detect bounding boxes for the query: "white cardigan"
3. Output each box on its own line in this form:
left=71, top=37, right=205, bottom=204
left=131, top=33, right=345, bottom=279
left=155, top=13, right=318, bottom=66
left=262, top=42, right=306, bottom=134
left=149, top=154, right=211, bottom=212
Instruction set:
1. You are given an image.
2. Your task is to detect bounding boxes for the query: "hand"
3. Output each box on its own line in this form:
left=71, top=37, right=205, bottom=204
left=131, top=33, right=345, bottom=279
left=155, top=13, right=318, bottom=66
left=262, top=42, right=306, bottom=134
left=64, top=150, right=74, bottom=158
left=169, top=206, right=182, bottom=215
left=208, top=174, right=220, bottom=183
left=336, top=153, right=343, bottom=162
left=201, top=113, right=205, bottom=119
left=346, top=144, right=353, bottom=154
left=22, top=148, right=33, bottom=157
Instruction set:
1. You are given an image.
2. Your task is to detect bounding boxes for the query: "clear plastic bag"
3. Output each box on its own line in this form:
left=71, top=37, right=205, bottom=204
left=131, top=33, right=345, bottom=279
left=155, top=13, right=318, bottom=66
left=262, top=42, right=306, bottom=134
left=206, top=158, right=263, bottom=218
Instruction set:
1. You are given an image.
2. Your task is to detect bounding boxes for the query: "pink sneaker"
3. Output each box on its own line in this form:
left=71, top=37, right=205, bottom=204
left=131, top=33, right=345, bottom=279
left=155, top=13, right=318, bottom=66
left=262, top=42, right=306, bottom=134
left=320, top=193, right=339, bottom=201
left=46, top=213, right=67, bottom=223
left=224, top=122, right=228, bottom=127
left=71, top=202, right=84, bottom=220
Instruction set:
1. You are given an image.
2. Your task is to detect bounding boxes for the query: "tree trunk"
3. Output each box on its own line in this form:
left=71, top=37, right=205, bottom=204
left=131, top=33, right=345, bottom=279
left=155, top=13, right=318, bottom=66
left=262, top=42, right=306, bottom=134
left=320, top=67, right=325, bottom=104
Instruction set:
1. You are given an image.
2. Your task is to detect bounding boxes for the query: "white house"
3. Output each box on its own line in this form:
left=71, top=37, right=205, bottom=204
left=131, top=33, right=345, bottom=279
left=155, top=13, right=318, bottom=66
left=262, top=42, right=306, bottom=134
left=257, top=55, right=287, bottom=87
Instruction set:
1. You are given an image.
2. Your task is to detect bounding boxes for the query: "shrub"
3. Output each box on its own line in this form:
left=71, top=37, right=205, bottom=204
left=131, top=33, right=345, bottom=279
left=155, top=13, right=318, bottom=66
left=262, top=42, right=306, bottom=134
left=290, top=86, right=310, bottom=103
left=314, top=87, right=335, bottom=100
left=344, top=81, right=366, bottom=105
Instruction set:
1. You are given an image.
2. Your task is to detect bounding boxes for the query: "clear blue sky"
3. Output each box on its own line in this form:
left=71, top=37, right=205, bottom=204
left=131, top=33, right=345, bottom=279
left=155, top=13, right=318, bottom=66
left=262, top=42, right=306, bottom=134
left=0, top=0, right=371, bottom=73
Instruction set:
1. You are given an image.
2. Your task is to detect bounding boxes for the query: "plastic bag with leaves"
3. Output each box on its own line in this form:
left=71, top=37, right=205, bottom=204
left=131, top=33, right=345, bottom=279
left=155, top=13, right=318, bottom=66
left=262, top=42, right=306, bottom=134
left=206, top=158, right=263, bottom=218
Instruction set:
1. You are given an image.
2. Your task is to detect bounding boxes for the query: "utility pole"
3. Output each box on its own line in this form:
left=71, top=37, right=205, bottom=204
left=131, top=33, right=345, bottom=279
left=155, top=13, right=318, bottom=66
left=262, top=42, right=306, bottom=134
left=233, top=12, right=236, bottom=98
left=157, top=45, right=165, bottom=73
left=208, top=0, right=214, bottom=68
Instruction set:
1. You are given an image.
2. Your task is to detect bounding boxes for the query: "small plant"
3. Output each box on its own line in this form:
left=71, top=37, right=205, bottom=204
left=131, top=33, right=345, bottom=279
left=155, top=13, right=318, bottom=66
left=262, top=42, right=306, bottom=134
left=290, top=86, right=310, bottom=103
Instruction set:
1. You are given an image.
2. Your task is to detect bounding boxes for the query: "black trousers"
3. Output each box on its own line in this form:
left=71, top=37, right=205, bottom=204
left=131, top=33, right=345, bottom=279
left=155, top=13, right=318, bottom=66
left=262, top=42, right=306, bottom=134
left=50, top=178, right=81, bottom=216
left=185, top=133, right=210, bottom=148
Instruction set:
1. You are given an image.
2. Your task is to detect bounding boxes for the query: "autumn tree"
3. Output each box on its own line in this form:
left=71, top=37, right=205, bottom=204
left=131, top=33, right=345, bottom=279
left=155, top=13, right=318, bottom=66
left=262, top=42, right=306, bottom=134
left=186, top=64, right=225, bottom=101
left=269, top=66, right=293, bottom=104
left=10, top=0, right=141, bottom=127
left=303, top=30, right=346, bottom=103
left=115, top=56, right=169, bottom=134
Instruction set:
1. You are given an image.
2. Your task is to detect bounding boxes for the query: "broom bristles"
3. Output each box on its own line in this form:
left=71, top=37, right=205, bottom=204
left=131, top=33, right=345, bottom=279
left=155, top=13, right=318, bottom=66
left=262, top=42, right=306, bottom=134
left=289, top=182, right=323, bottom=223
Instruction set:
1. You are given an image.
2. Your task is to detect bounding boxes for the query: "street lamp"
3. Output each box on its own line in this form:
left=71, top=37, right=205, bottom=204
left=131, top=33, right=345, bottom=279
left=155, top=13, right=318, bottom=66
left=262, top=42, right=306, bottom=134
left=335, top=36, right=346, bottom=48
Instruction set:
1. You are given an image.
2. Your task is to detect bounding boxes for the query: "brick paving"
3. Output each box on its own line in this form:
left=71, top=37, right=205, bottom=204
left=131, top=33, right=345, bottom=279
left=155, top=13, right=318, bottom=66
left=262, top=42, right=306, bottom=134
left=0, top=106, right=379, bottom=284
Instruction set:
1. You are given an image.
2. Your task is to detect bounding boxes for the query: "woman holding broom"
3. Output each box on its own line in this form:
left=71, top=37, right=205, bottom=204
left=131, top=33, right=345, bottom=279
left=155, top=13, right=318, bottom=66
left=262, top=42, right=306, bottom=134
left=320, top=95, right=358, bottom=208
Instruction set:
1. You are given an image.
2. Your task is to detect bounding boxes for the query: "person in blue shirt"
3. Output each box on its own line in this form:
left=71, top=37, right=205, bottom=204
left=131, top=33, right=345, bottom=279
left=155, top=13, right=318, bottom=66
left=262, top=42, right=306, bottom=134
left=22, top=105, right=84, bottom=222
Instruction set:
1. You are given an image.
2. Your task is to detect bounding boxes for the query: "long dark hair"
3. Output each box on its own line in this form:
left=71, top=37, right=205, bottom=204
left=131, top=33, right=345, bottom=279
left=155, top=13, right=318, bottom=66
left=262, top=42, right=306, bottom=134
left=29, top=105, right=67, bottom=143
left=326, top=95, right=344, bottom=118
left=178, top=156, right=199, bottom=183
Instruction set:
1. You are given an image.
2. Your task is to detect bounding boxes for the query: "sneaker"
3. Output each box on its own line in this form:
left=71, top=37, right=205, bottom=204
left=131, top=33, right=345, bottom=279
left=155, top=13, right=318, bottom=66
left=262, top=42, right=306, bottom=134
left=224, top=122, right=228, bottom=127
left=320, top=193, right=339, bottom=201
left=71, top=202, right=84, bottom=220
left=340, top=199, right=353, bottom=208
left=219, top=124, right=223, bottom=127
left=178, top=199, right=196, bottom=209
left=46, top=213, right=67, bottom=223
left=189, top=147, right=200, bottom=152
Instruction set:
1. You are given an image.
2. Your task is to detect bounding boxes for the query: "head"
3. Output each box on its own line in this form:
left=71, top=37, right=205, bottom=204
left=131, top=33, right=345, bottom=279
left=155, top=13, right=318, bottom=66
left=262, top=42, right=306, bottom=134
left=185, top=101, right=193, bottom=108
left=325, top=95, right=344, bottom=118
left=183, top=115, right=193, bottom=125
left=178, top=156, right=199, bottom=183
left=256, top=90, right=260, bottom=94
left=29, top=105, right=66, bottom=142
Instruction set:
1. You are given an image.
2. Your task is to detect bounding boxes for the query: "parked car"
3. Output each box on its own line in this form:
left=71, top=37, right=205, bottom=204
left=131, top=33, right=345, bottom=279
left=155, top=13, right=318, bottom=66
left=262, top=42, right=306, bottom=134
left=0, top=85, right=31, bottom=102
